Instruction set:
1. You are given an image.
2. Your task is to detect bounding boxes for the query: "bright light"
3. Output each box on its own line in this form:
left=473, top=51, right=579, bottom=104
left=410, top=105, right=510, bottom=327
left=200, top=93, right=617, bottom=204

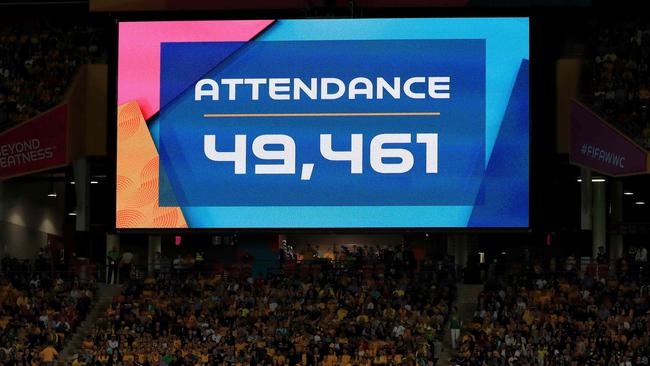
left=576, top=179, right=582, bottom=182
left=624, top=192, right=634, bottom=196
left=70, top=181, right=76, bottom=185
left=47, top=192, right=57, bottom=198
left=68, top=212, right=77, bottom=216
left=501, top=251, right=507, bottom=255
left=635, top=201, right=646, bottom=205
left=592, top=178, right=606, bottom=183
left=90, top=181, right=99, bottom=184
left=478, top=252, right=485, bottom=264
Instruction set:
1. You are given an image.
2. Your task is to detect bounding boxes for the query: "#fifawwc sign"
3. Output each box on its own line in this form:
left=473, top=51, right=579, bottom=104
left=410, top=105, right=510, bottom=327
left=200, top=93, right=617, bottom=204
left=570, top=100, right=647, bottom=176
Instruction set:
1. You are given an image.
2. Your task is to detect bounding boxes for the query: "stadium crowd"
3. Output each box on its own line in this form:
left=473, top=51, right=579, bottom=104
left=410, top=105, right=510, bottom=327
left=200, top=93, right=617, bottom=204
left=75, top=256, right=454, bottom=366
left=583, top=18, right=650, bottom=148
left=0, top=272, right=95, bottom=365
left=456, top=267, right=650, bottom=365
left=0, top=18, right=105, bottom=130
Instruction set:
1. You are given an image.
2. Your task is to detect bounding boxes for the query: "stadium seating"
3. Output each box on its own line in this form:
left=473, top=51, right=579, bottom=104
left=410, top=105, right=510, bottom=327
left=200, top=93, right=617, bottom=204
left=582, top=19, right=650, bottom=149
left=0, top=20, right=105, bottom=131
left=458, top=268, right=650, bottom=365
left=76, top=261, right=456, bottom=365
left=0, top=273, right=95, bottom=365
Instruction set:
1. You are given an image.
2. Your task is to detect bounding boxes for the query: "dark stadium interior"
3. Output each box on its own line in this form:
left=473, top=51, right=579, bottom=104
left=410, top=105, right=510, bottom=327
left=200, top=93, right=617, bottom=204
left=2, top=1, right=650, bottom=365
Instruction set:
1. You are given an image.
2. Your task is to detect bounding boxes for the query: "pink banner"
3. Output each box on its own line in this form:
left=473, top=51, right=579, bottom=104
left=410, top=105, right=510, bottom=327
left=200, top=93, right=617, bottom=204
left=0, top=105, right=68, bottom=179
left=570, top=100, right=647, bottom=176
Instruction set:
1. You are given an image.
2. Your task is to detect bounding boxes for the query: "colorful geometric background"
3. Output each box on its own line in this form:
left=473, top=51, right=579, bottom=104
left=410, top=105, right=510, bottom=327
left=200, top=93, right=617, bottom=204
left=116, top=20, right=273, bottom=228
left=116, top=18, right=529, bottom=228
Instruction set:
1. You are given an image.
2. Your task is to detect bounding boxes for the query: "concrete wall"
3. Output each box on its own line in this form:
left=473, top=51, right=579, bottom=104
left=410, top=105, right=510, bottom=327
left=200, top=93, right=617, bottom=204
left=84, top=64, right=107, bottom=157
left=556, top=58, right=582, bottom=154
left=0, top=180, right=65, bottom=259
left=66, top=64, right=108, bottom=160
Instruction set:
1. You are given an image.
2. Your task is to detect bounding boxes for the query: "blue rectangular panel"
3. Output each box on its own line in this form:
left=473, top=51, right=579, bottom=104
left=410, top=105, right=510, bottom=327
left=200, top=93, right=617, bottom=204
left=159, top=39, right=485, bottom=207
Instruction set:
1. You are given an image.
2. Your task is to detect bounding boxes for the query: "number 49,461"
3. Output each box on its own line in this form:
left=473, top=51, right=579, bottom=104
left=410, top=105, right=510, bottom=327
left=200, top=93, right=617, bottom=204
left=204, top=133, right=438, bottom=175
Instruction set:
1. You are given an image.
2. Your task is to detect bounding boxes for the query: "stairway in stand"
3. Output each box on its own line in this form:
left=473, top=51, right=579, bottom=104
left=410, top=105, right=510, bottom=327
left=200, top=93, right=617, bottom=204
left=56, top=284, right=121, bottom=365
left=438, top=283, right=484, bottom=365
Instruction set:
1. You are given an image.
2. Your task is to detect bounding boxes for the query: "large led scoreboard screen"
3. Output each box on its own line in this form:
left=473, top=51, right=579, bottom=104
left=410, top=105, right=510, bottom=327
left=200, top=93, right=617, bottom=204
left=115, top=18, right=529, bottom=229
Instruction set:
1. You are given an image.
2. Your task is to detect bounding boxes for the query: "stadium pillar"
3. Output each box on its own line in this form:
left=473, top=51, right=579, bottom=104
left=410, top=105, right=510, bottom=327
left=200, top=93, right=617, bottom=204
left=447, top=234, right=469, bottom=275
left=148, top=236, right=161, bottom=275
left=592, top=180, right=607, bottom=258
left=608, top=179, right=623, bottom=263
left=580, top=168, right=592, bottom=230
left=73, top=158, right=90, bottom=231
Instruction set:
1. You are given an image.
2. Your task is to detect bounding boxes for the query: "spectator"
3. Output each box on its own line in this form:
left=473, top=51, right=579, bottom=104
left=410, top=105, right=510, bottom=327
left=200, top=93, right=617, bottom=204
left=119, top=249, right=133, bottom=283
left=449, top=307, right=462, bottom=351
left=635, top=245, right=648, bottom=264
left=597, top=245, right=608, bottom=265
left=432, top=336, right=443, bottom=366
left=39, top=343, right=58, bottom=366
left=106, top=245, right=119, bottom=285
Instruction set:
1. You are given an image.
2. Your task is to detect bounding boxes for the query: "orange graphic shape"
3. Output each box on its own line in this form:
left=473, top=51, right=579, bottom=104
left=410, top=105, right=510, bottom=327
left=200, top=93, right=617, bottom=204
left=116, top=101, right=188, bottom=228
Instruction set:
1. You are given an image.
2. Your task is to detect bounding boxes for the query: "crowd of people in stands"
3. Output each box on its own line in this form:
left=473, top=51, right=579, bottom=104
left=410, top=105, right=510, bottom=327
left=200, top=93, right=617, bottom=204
left=8, top=240, right=650, bottom=366
left=456, top=265, right=650, bottom=365
left=76, top=255, right=454, bottom=366
left=0, top=272, right=95, bottom=365
left=583, top=18, right=650, bottom=148
left=0, top=18, right=105, bottom=130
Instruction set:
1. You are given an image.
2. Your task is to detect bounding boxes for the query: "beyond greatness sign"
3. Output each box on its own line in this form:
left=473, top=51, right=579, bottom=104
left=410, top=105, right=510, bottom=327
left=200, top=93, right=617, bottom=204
left=117, top=19, right=530, bottom=228
left=0, top=104, right=68, bottom=179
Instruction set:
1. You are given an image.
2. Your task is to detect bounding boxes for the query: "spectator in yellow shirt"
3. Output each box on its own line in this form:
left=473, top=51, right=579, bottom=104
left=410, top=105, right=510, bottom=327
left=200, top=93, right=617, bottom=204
left=39, top=344, right=58, bottom=366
